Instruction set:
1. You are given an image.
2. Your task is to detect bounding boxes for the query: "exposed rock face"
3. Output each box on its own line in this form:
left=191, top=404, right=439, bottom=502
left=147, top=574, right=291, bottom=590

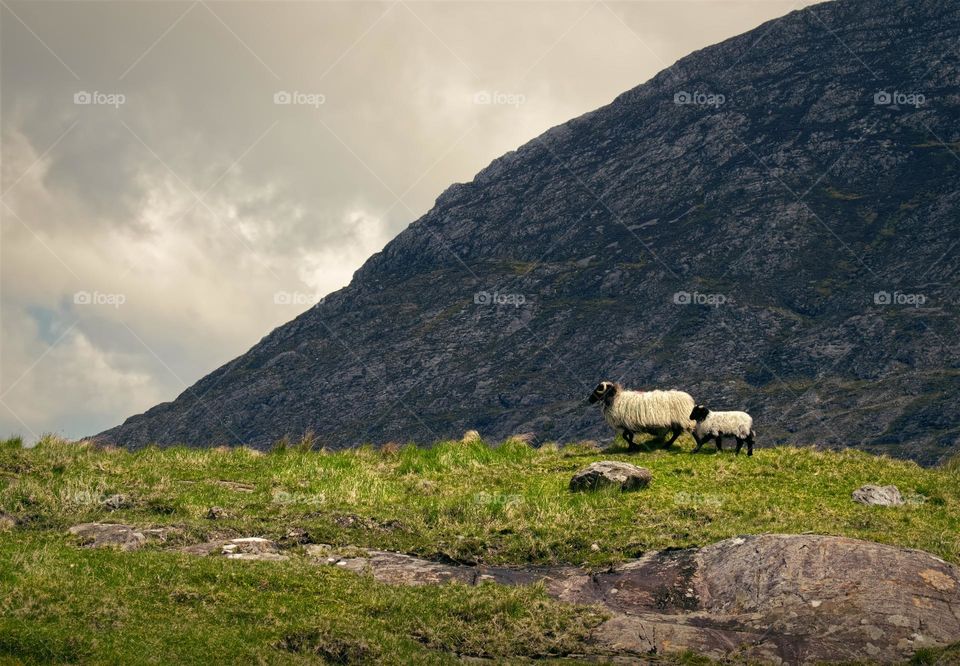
left=317, top=535, right=960, bottom=663
left=693, top=535, right=959, bottom=662
left=853, top=484, right=905, bottom=506
left=95, top=0, right=960, bottom=464
left=569, top=461, right=652, bottom=492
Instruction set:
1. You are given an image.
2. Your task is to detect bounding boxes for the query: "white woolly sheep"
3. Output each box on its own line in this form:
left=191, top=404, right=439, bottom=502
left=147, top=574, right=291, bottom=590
left=689, top=404, right=755, bottom=456
left=588, top=381, right=695, bottom=451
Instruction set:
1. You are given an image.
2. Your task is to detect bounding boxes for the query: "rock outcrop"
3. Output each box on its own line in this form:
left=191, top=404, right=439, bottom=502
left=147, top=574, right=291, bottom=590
left=317, top=535, right=960, bottom=663
left=64, top=525, right=960, bottom=661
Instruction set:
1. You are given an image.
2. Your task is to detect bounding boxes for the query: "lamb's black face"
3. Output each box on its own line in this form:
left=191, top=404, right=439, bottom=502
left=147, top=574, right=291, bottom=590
left=689, top=404, right=710, bottom=421
left=588, top=381, right=616, bottom=404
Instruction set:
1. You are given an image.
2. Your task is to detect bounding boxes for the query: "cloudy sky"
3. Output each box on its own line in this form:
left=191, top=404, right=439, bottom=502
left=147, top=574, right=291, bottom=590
left=0, top=0, right=819, bottom=442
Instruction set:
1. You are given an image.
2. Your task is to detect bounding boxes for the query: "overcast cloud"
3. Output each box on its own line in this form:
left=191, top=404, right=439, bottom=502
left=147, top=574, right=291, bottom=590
left=0, top=0, right=818, bottom=441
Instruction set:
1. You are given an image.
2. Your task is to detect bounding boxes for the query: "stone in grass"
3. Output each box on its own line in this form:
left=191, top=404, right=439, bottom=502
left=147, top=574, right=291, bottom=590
left=852, top=484, right=905, bottom=506
left=69, top=523, right=146, bottom=551
left=206, top=506, right=228, bottom=520
left=461, top=430, right=482, bottom=444
left=570, top=461, right=652, bottom=492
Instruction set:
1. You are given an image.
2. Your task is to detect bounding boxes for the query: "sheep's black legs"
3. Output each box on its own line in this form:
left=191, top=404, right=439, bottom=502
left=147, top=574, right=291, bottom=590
left=715, top=435, right=723, bottom=451
left=692, top=433, right=704, bottom=452
left=623, top=430, right=639, bottom=451
left=735, top=438, right=744, bottom=454
left=663, top=425, right=682, bottom=448
left=746, top=432, right=755, bottom=456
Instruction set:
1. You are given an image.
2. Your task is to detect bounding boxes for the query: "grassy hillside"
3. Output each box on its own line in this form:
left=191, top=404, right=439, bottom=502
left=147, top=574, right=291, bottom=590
left=1, top=435, right=959, bottom=664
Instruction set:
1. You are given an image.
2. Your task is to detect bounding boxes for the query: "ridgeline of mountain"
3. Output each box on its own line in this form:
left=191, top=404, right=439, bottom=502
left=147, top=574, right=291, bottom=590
left=96, top=0, right=960, bottom=464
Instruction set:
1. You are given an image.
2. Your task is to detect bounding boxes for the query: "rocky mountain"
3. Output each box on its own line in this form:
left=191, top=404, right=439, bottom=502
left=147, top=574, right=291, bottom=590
left=96, top=0, right=960, bottom=464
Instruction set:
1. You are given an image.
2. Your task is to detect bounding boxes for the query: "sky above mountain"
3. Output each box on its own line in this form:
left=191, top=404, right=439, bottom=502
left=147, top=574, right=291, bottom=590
left=0, top=0, right=819, bottom=441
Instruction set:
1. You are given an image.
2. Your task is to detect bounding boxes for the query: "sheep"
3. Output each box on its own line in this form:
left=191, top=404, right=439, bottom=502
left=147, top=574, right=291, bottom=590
left=588, top=381, right=695, bottom=451
left=689, top=404, right=755, bottom=456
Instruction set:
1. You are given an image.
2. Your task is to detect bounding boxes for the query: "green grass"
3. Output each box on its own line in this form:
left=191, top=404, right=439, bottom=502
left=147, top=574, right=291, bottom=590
left=0, top=531, right=603, bottom=664
left=908, top=642, right=960, bottom=665
left=1, top=435, right=959, bottom=663
left=4, top=435, right=958, bottom=566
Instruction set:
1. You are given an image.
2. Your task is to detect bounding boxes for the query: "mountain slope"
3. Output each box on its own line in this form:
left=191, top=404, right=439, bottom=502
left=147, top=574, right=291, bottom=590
left=97, top=0, right=960, bottom=463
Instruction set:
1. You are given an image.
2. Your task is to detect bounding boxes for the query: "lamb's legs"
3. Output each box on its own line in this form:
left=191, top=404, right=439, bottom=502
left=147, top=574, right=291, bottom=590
left=663, top=425, right=682, bottom=448
left=735, top=438, right=744, bottom=455
left=746, top=433, right=755, bottom=456
left=715, top=435, right=723, bottom=451
left=623, top=430, right=640, bottom=451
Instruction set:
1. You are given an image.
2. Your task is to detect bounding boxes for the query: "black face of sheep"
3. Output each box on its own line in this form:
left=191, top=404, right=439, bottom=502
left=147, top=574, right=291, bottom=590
left=689, top=404, right=710, bottom=421
left=588, top=381, right=617, bottom=405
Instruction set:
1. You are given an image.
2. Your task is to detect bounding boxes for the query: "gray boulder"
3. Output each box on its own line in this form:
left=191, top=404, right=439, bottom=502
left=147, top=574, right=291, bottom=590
left=853, top=484, right=905, bottom=506
left=570, top=461, right=652, bottom=492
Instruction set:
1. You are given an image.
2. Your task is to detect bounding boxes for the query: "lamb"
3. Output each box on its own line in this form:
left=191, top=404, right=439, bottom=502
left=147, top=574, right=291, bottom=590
left=689, top=404, right=755, bottom=456
left=588, top=381, right=695, bottom=451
